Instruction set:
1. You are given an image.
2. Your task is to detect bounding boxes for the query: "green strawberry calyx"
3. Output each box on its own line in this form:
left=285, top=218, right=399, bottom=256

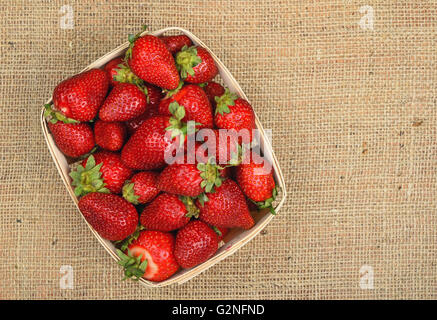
left=251, top=186, right=278, bottom=215
left=175, top=45, right=202, bottom=79
left=180, top=196, right=200, bottom=218
left=69, top=155, right=110, bottom=197
left=212, top=226, right=222, bottom=237
left=114, top=225, right=145, bottom=251
left=122, top=181, right=140, bottom=205
left=165, top=101, right=188, bottom=144
left=113, top=63, right=144, bottom=88
left=196, top=193, right=209, bottom=207
left=214, top=89, right=238, bottom=115
left=164, top=80, right=184, bottom=99
left=44, top=104, right=79, bottom=124
left=165, top=101, right=202, bottom=145
left=116, top=248, right=148, bottom=281
left=124, top=25, right=148, bottom=61
left=197, top=158, right=224, bottom=193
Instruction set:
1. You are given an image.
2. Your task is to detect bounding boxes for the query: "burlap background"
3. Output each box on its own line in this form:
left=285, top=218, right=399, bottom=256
left=1, top=0, right=436, bottom=299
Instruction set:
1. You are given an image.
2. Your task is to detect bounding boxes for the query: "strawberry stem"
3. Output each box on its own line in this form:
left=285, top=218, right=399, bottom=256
left=113, top=64, right=144, bottom=87
left=114, top=225, right=145, bottom=251
left=175, top=45, right=202, bottom=79
left=122, top=181, right=140, bottom=205
left=251, top=186, right=278, bottom=215
left=69, top=155, right=110, bottom=197
left=180, top=196, right=199, bottom=218
left=116, top=248, right=148, bottom=281
left=197, top=158, right=224, bottom=194
left=44, top=104, right=79, bottom=124
left=214, top=89, right=238, bottom=115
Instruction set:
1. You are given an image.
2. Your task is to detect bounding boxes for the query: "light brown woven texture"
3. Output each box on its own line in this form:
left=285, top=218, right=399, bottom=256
left=1, top=0, right=436, bottom=299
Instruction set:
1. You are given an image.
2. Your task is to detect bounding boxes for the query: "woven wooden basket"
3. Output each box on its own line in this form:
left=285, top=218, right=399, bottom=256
left=40, top=27, right=287, bottom=287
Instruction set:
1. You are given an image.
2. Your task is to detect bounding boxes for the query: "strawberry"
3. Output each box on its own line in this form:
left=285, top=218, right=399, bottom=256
left=48, top=122, right=95, bottom=158
left=156, top=158, right=224, bottom=197
left=99, top=82, right=148, bottom=122
left=174, top=220, right=219, bottom=269
left=94, top=120, right=127, bottom=151
left=117, top=230, right=179, bottom=282
left=158, top=84, right=213, bottom=129
left=53, top=68, right=109, bottom=121
left=121, top=116, right=178, bottom=170
left=78, top=192, right=138, bottom=241
left=127, top=29, right=179, bottom=90
left=70, top=152, right=133, bottom=196
left=122, top=171, right=159, bottom=204
left=143, top=83, right=164, bottom=107
left=44, top=105, right=95, bottom=158
left=211, top=225, right=229, bottom=241
left=214, top=89, right=256, bottom=143
left=236, top=152, right=277, bottom=213
left=175, top=46, right=218, bottom=84
left=197, top=179, right=254, bottom=229
left=104, top=57, right=143, bottom=87
left=125, top=84, right=163, bottom=134
left=140, top=193, right=195, bottom=232
left=160, top=34, right=192, bottom=54
left=203, top=81, right=225, bottom=107
left=104, top=57, right=125, bottom=87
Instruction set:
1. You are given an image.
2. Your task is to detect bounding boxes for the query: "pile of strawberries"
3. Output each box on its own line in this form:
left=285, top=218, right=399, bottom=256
left=45, top=27, right=277, bottom=282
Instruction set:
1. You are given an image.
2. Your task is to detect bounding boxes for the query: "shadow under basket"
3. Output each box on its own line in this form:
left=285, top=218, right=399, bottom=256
left=40, top=27, right=287, bottom=287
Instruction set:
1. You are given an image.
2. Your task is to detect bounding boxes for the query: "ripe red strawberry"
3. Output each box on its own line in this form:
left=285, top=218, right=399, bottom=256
left=174, top=220, right=219, bottom=269
left=99, top=83, right=147, bottom=121
left=104, top=57, right=143, bottom=87
left=127, top=32, right=179, bottom=90
left=125, top=84, right=163, bottom=134
left=175, top=46, right=218, bottom=84
left=117, top=230, right=179, bottom=282
left=122, top=171, right=159, bottom=204
left=94, top=120, right=127, bottom=151
left=159, top=84, right=213, bottom=129
left=236, top=152, right=277, bottom=213
left=156, top=159, right=224, bottom=197
left=121, top=116, right=178, bottom=170
left=48, top=122, right=95, bottom=158
left=197, top=179, right=254, bottom=229
left=45, top=105, right=95, bottom=158
left=203, top=81, right=225, bottom=106
left=78, top=192, right=138, bottom=241
left=104, top=57, right=125, bottom=87
left=140, top=193, right=195, bottom=232
left=211, top=225, right=229, bottom=241
left=160, top=34, right=192, bottom=54
left=214, top=90, right=256, bottom=143
left=143, top=83, right=164, bottom=107
left=53, top=69, right=109, bottom=121
left=70, top=152, right=133, bottom=196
